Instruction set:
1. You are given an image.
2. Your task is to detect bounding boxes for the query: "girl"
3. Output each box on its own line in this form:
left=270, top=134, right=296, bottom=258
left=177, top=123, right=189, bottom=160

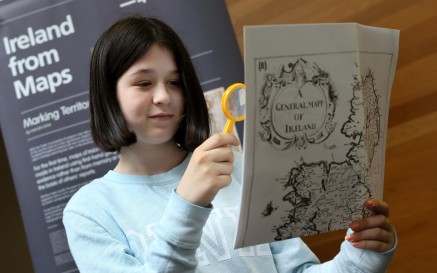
left=63, top=16, right=396, bottom=272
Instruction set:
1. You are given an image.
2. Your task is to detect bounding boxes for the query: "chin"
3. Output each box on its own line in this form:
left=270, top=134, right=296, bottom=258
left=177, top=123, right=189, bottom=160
left=138, top=135, right=176, bottom=146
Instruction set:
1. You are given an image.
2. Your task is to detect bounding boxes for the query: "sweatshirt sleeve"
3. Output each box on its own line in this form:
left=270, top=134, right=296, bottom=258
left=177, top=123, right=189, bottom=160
left=270, top=229, right=397, bottom=273
left=63, top=190, right=212, bottom=273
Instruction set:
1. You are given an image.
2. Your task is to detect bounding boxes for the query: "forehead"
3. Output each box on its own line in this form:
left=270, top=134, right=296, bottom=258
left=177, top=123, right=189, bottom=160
left=129, top=44, right=177, bottom=72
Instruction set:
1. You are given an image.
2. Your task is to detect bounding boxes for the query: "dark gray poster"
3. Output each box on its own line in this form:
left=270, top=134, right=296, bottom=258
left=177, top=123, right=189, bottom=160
left=0, top=1, right=243, bottom=272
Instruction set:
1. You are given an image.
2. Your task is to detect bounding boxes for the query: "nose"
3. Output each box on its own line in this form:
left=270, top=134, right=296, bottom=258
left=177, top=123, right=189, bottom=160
left=153, top=83, right=171, bottom=105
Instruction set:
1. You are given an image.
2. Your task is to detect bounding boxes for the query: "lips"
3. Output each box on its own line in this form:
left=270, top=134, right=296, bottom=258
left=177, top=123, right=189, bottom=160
left=149, top=113, right=174, bottom=120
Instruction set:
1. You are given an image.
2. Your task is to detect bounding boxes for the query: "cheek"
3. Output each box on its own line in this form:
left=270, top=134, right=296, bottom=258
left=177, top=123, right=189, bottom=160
left=118, top=94, right=150, bottom=124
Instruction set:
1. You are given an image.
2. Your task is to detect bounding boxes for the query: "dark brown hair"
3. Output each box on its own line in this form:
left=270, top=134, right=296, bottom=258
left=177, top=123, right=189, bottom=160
left=89, top=16, right=210, bottom=152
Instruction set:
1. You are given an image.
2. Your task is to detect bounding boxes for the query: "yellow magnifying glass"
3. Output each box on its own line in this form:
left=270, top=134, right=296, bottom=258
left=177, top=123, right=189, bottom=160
left=222, top=83, right=246, bottom=134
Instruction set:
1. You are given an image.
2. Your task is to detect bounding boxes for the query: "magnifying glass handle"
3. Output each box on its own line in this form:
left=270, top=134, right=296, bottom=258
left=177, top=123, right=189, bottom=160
left=223, top=119, right=235, bottom=134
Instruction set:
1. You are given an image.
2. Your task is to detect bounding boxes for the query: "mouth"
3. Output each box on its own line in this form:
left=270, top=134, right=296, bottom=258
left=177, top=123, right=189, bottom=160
left=149, top=113, right=174, bottom=120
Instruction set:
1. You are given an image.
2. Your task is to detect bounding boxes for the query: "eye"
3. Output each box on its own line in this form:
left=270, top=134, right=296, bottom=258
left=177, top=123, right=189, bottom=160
left=167, top=79, right=181, bottom=86
left=136, top=81, right=151, bottom=87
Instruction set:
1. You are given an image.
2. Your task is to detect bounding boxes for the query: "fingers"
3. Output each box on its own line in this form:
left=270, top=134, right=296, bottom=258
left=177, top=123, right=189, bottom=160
left=176, top=134, right=239, bottom=207
left=346, top=233, right=394, bottom=252
left=346, top=227, right=393, bottom=245
left=193, top=144, right=235, bottom=169
left=194, top=133, right=238, bottom=164
left=200, top=133, right=240, bottom=151
left=365, top=198, right=389, bottom=217
left=208, top=146, right=235, bottom=163
left=210, top=161, right=234, bottom=176
left=346, top=198, right=395, bottom=252
left=350, top=214, right=392, bottom=233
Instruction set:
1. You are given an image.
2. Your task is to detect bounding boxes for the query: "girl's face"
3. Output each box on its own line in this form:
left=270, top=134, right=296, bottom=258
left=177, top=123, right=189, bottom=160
left=116, top=44, right=184, bottom=147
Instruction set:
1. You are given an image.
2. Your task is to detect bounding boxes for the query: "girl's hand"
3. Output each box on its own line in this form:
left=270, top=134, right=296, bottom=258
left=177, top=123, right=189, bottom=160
left=345, top=199, right=395, bottom=252
left=176, top=133, right=240, bottom=207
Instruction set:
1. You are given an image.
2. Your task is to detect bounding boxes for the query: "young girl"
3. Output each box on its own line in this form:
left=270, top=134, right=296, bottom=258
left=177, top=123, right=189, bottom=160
left=63, top=16, right=397, bottom=272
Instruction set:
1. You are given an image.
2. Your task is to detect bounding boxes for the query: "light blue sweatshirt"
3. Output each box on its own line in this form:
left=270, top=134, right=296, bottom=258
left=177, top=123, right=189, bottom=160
left=63, top=151, right=396, bottom=272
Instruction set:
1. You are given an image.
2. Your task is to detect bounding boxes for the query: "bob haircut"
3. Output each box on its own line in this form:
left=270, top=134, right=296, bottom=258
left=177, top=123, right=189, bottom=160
left=89, top=16, right=210, bottom=152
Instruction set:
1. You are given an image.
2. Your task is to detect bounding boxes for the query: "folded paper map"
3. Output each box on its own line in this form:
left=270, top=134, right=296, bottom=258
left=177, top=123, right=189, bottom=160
left=235, top=23, right=399, bottom=248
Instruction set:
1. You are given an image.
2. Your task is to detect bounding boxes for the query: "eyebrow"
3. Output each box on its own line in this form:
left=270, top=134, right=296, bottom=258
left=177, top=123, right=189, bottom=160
left=128, top=68, right=179, bottom=78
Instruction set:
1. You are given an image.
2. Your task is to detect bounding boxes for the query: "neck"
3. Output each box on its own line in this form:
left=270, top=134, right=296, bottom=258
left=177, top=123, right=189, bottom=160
left=114, top=141, right=188, bottom=176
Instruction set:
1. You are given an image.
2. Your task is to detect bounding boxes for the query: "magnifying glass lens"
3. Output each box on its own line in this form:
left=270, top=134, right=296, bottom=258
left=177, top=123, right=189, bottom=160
left=227, top=86, right=245, bottom=118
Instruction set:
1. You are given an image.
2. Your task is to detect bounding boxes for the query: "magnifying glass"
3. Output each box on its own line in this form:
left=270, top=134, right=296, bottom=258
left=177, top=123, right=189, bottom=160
left=222, top=83, right=246, bottom=134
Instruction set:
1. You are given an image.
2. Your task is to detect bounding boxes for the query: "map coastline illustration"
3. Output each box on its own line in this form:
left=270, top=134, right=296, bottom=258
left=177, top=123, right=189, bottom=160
left=256, top=58, right=382, bottom=240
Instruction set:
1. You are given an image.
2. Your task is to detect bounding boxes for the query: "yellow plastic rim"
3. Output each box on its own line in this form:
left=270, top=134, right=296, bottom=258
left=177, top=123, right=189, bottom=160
left=221, top=83, right=246, bottom=121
